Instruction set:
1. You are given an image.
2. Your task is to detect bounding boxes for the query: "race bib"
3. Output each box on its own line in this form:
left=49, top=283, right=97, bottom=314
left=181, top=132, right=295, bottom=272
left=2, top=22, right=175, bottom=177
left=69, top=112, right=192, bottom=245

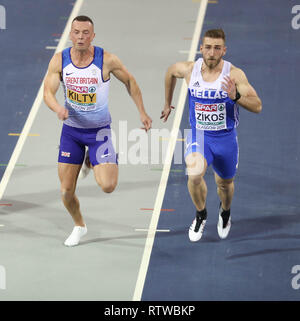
left=66, top=86, right=97, bottom=111
left=194, top=102, right=227, bottom=131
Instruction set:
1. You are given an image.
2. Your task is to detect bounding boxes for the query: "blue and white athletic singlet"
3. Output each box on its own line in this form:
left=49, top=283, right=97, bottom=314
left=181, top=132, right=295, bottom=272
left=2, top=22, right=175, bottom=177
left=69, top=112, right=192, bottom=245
left=61, top=46, right=111, bottom=128
left=188, top=58, right=239, bottom=135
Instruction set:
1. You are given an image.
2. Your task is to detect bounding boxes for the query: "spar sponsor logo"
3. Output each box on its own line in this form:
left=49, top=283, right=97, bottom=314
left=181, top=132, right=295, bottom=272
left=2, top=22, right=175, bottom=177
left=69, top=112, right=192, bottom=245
left=195, top=102, right=225, bottom=114
left=67, top=85, right=89, bottom=93
left=195, top=102, right=220, bottom=112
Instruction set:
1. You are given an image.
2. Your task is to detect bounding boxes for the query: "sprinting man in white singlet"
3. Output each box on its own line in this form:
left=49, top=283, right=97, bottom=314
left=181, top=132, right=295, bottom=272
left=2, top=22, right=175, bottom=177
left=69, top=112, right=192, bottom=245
left=44, top=16, right=152, bottom=246
left=161, top=29, right=262, bottom=241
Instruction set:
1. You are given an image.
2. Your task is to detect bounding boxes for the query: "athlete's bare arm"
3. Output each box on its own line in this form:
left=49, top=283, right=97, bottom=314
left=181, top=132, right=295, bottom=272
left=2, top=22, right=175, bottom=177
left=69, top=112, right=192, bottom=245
left=222, top=66, right=262, bottom=113
left=103, top=51, right=152, bottom=132
left=44, top=53, right=69, bottom=120
left=161, top=61, right=194, bottom=122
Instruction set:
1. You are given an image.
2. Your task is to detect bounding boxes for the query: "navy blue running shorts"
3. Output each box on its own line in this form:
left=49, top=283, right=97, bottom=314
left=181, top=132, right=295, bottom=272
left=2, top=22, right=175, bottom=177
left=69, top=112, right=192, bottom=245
left=58, top=124, right=117, bottom=166
left=185, top=128, right=239, bottom=179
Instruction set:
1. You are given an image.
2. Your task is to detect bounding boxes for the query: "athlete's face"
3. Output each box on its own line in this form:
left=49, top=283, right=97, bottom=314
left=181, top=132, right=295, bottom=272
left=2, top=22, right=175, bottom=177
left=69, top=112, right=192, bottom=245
left=200, top=37, right=226, bottom=69
left=70, top=21, right=95, bottom=51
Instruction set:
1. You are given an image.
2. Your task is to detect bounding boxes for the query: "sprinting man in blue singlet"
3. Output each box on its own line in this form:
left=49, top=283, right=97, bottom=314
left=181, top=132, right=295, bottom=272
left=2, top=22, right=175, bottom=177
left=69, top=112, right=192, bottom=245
left=161, top=29, right=262, bottom=241
left=44, top=16, right=152, bottom=246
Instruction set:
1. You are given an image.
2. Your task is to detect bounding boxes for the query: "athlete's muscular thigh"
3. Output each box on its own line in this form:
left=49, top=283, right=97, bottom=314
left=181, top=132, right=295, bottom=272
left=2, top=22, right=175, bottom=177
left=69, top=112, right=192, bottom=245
left=58, top=162, right=81, bottom=192
left=93, top=163, right=118, bottom=193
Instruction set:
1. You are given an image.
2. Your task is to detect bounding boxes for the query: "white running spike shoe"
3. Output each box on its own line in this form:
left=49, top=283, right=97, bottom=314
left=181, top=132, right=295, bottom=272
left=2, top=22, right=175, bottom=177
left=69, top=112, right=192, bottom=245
left=64, top=225, right=87, bottom=247
left=217, top=204, right=231, bottom=239
left=189, top=216, right=207, bottom=242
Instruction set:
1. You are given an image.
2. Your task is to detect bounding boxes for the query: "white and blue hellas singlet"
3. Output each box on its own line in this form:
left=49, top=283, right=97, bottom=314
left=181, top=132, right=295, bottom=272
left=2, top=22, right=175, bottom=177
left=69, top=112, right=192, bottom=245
left=188, top=58, right=239, bottom=135
left=185, top=58, right=240, bottom=179
left=61, top=46, right=111, bottom=128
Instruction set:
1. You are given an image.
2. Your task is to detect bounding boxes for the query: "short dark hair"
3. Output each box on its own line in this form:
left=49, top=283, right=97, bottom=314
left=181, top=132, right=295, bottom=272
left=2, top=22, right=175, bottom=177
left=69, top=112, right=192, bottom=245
left=72, top=15, right=94, bottom=25
left=203, top=29, right=225, bottom=42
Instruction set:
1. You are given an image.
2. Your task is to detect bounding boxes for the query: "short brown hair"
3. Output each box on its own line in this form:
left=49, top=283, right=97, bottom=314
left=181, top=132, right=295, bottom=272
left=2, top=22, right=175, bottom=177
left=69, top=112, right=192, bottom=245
left=72, top=15, right=94, bottom=25
left=203, top=29, right=225, bottom=42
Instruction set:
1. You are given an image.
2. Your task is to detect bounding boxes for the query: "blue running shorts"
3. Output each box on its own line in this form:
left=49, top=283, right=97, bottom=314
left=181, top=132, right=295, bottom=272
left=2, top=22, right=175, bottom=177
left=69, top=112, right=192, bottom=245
left=58, top=124, right=117, bottom=166
left=185, top=128, right=239, bottom=179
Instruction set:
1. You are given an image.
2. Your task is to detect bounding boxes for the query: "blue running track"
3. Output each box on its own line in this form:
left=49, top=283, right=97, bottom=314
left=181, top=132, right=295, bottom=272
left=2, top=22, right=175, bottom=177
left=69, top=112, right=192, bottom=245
left=0, top=0, right=73, bottom=179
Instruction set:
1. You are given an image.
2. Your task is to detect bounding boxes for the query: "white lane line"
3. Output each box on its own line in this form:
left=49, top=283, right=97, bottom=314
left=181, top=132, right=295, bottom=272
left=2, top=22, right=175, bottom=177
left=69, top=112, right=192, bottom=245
left=0, top=0, right=84, bottom=201
left=45, top=46, right=57, bottom=50
left=135, top=229, right=170, bottom=233
left=132, top=0, right=208, bottom=301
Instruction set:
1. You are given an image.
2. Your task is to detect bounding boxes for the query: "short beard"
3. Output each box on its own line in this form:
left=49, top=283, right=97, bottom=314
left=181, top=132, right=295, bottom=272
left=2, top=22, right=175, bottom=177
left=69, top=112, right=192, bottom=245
left=203, top=57, right=222, bottom=70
